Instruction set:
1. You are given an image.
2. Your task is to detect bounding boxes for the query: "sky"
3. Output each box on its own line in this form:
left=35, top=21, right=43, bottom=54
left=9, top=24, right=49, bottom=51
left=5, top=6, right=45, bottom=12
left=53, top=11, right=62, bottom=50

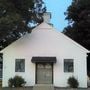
left=44, top=0, right=72, bottom=31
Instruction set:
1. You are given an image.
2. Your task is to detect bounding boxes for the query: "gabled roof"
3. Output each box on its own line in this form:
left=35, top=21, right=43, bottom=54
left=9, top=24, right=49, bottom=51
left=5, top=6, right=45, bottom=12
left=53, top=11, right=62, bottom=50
left=1, top=22, right=89, bottom=53
left=33, top=22, right=89, bottom=52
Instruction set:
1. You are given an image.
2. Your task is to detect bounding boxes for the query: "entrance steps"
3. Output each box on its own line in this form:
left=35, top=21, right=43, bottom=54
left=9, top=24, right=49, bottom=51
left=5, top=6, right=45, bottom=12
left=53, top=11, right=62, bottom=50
left=33, top=84, right=54, bottom=90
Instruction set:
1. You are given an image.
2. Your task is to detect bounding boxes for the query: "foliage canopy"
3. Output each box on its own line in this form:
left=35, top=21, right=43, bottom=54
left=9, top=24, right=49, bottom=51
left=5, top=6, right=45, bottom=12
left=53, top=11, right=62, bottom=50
left=63, top=0, right=90, bottom=50
left=0, top=0, right=46, bottom=49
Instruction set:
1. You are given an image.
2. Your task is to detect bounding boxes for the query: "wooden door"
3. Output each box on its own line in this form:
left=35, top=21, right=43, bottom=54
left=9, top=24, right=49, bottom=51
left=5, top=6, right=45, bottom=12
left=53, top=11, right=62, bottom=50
left=36, top=63, right=53, bottom=84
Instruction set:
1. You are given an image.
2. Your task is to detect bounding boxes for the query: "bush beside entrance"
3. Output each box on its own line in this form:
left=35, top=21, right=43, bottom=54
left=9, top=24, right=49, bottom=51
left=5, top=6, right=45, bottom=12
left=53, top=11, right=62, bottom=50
left=8, top=76, right=26, bottom=87
left=67, top=76, right=79, bottom=88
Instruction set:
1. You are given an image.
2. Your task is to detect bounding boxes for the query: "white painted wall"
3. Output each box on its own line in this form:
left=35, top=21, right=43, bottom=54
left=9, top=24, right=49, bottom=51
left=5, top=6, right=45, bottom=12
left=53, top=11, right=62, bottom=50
left=1, top=22, right=88, bottom=87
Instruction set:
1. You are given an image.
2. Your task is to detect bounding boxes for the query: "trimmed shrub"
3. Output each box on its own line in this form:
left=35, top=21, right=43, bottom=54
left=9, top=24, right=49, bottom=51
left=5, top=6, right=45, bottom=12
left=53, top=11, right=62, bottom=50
left=8, top=76, right=26, bottom=87
left=8, top=78, right=14, bottom=87
left=67, top=76, right=79, bottom=88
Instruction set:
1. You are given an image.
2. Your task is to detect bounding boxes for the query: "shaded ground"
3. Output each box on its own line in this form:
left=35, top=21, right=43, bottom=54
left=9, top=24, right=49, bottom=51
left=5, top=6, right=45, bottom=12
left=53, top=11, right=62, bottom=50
left=55, top=88, right=90, bottom=90
left=0, top=87, right=90, bottom=90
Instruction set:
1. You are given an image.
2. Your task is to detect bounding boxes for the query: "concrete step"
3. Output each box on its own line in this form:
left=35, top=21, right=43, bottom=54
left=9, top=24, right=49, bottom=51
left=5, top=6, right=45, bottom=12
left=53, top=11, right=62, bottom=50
left=33, top=84, right=54, bottom=90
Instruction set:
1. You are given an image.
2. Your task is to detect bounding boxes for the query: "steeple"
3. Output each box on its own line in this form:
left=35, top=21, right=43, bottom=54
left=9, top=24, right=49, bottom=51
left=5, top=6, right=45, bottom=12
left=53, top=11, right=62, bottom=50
left=43, top=12, right=53, bottom=26
left=43, top=12, right=51, bottom=23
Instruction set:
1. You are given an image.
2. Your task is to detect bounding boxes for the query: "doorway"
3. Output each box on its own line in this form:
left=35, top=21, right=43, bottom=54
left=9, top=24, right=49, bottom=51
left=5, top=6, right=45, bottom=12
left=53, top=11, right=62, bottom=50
left=36, top=63, right=53, bottom=84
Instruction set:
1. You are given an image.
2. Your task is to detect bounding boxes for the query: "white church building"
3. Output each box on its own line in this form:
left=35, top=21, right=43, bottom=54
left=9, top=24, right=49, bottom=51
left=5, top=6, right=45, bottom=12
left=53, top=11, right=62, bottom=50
left=0, top=13, right=89, bottom=88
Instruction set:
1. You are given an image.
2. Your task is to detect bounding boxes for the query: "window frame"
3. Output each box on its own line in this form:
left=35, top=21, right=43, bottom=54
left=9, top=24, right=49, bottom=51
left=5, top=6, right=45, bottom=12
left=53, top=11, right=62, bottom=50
left=64, top=59, right=74, bottom=73
left=15, top=59, right=25, bottom=72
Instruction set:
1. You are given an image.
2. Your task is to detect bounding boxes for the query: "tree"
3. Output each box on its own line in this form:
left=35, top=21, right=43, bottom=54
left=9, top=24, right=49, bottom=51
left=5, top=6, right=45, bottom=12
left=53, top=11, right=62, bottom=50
left=63, top=0, right=90, bottom=50
left=0, top=0, right=46, bottom=50
left=63, top=0, right=90, bottom=76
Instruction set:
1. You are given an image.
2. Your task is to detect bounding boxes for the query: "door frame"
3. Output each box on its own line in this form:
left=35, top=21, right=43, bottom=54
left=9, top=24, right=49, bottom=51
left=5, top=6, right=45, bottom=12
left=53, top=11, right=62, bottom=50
left=35, top=63, right=53, bottom=84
